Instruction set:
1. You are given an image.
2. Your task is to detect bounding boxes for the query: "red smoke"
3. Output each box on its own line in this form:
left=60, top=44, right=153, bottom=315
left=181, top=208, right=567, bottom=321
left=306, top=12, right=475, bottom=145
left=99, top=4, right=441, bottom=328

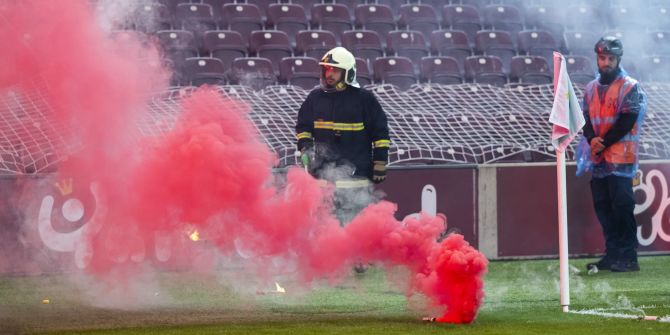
left=2, top=0, right=488, bottom=324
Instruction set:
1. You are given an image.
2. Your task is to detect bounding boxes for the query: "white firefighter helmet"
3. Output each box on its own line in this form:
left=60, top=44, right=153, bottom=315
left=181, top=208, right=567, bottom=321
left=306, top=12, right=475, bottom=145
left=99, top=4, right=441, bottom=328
left=319, top=47, right=359, bottom=88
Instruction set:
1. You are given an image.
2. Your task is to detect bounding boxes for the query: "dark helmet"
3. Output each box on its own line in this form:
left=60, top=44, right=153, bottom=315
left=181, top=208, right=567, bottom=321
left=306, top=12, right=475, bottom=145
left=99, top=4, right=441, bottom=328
left=594, top=36, right=623, bottom=57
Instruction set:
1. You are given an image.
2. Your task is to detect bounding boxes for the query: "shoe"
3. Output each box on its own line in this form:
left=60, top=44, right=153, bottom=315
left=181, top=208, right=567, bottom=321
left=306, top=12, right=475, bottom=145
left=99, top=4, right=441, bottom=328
left=586, top=257, right=614, bottom=272
left=353, top=263, right=368, bottom=274
left=610, top=261, right=640, bottom=272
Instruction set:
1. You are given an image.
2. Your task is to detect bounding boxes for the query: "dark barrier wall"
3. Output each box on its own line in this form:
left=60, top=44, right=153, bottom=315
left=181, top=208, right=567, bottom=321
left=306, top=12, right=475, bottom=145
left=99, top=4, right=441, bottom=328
left=2, top=163, right=670, bottom=274
left=496, top=163, right=670, bottom=258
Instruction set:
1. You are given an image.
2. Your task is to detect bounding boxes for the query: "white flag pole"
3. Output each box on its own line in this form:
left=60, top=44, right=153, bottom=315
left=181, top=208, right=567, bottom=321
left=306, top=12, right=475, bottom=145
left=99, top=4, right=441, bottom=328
left=553, top=52, right=570, bottom=313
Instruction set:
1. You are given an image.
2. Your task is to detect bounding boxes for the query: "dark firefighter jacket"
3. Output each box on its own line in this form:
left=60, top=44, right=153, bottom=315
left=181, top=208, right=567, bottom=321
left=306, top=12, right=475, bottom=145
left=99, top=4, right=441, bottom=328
left=295, top=86, right=390, bottom=181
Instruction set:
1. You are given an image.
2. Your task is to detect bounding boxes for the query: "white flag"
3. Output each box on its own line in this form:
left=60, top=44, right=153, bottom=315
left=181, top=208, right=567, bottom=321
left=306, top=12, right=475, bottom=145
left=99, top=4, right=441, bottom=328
left=549, top=52, right=585, bottom=152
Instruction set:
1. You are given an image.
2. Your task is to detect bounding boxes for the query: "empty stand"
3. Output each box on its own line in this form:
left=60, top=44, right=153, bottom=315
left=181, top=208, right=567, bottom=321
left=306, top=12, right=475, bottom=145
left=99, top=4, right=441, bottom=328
left=563, top=30, right=599, bottom=57
left=518, top=30, right=558, bottom=67
left=182, top=57, right=227, bottom=86
left=373, top=56, right=417, bottom=90
left=295, top=30, right=338, bottom=59
left=266, top=4, right=309, bottom=47
left=398, top=4, right=440, bottom=42
left=310, top=4, right=353, bottom=41
left=386, top=30, right=429, bottom=66
left=430, top=30, right=472, bottom=72
left=355, top=57, right=373, bottom=86
left=248, top=30, right=293, bottom=73
left=565, top=55, right=595, bottom=85
left=420, top=56, right=463, bottom=85
left=202, top=30, right=247, bottom=70
left=279, top=57, right=320, bottom=89
left=174, top=3, right=217, bottom=34
left=482, top=5, right=524, bottom=44
left=475, top=30, right=516, bottom=73
left=442, top=5, right=483, bottom=46
left=341, top=30, right=384, bottom=65
left=354, top=4, right=396, bottom=46
left=464, top=55, right=507, bottom=86
left=509, top=56, right=552, bottom=85
left=221, top=3, right=263, bottom=44
left=229, top=57, right=277, bottom=90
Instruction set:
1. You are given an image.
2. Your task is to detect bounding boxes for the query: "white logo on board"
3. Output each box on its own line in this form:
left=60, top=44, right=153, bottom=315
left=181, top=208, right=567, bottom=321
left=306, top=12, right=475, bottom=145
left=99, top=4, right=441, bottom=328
left=634, top=169, right=670, bottom=246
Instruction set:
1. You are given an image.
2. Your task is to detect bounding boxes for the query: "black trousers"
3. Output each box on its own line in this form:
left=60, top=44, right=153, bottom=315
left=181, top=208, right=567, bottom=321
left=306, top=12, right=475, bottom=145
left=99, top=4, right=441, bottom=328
left=590, top=175, right=638, bottom=263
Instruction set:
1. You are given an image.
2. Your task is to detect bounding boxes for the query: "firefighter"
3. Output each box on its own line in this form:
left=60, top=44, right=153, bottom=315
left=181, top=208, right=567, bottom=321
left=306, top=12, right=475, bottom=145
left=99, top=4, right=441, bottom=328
left=295, top=46, right=390, bottom=226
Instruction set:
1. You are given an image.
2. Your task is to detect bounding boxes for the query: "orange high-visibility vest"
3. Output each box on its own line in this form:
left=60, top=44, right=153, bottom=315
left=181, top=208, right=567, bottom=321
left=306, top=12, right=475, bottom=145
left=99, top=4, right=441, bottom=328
left=587, top=76, right=639, bottom=164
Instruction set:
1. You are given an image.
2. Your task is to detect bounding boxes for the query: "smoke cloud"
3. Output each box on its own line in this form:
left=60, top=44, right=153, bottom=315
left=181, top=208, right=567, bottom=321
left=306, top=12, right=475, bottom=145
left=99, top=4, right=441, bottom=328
left=0, top=0, right=488, bottom=324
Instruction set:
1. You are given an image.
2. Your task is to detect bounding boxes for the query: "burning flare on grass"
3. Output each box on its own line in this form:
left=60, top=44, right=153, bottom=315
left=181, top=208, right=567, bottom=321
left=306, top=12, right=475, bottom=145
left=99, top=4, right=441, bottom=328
left=188, top=229, right=200, bottom=242
left=274, top=282, right=286, bottom=294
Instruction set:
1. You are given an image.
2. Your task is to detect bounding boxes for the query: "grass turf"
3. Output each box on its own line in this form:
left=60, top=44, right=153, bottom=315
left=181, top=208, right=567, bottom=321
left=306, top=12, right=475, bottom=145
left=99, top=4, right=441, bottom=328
left=1, top=256, right=669, bottom=334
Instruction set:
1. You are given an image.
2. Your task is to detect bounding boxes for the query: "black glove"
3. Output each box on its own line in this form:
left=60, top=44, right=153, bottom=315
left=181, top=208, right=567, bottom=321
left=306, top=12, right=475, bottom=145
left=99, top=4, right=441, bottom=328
left=372, top=161, right=387, bottom=184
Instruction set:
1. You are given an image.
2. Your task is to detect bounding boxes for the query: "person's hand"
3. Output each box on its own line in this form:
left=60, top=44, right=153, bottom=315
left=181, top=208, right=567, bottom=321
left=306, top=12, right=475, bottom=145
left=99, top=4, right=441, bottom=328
left=372, top=161, right=387, bottom=184
left=590, top=137, right=605, bottom=155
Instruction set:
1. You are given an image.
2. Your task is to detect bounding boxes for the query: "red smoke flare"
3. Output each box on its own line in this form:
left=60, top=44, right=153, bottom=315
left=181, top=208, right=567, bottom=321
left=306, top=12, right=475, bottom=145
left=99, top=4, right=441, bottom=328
left=2, top=0, right=488, bottom=323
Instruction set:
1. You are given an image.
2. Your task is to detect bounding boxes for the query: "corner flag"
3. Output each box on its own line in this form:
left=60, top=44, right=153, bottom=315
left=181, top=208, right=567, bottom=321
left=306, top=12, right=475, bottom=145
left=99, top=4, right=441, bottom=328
left=549, top=52, right=585, bottom=152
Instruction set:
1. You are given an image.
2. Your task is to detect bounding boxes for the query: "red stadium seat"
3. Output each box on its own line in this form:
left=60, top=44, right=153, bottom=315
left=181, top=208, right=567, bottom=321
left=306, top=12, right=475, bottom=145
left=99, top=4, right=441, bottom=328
left=565, top=55, right=595, bottom=85
left=524, top=5, right=565, bottom=45
left=248, top=30, right=293, bottom=74
left=295, top=30, right=337, bottom=59
left=482, top=5, right=524, bottom=44
left=221, top=4, right=263, bottom=44
left=354, top=4, right=396, bottom=46
left=134, top=3, right=172, bottom=32
left=229, top=57, right=277, bottom=90
left=156, top=30, right=198, bottom=66
left=341, top=30, right=384, bottom=65
left=430, top=30, right=472, bottom=72
left=202, top=30, right=247, bottom=70
left=398, top=4, right=440, bottom=43
left=517, top=30, right=558, bottom=68
left=563, top=30, right=599, bottom=57
left=509, top=56, right=552, bottom=85
left=420, top=56, right=463, bottom=85
left=464, top=55, right=507, bottom=86
left=266, top=4, right=308, bottom=47
left=182, top=57, right=227, bottom=86
left=442, top=5, right=482, bottom=46
left=174, top=3, right=217, bottom=34
left=279, top=57, right=320, bottom=89
left=373, top=56, right=417, bottom=90
left=355, top=57, right=373, bottom=86
left=386, top=30, right=429, bottom=66
left=475, top=30, right=516, bottom=74
left=310, top=4, right=353, bottom=42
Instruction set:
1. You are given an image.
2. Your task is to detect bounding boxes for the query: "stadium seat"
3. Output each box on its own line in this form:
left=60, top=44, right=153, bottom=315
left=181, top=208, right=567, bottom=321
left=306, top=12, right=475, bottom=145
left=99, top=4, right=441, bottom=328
left=182, top=57, right=227, bottom=86
left=249, top=30, right=293, bottom=74
left=174, top=3, right=217, bottom=35
left=563, top=30, right=599, bottom=57
left=341, top=30, right=384, bottom=65
left=202, top=30, right=247, bottom=70
left=278, top=57, right=320, bottom=89
left=398, top=4, right=440, bottom=42
left=201, top=0, right=232, bottom=19
left=482, top=5, right=524, bottom=44
left=474, top=30, right=516, bottom=74
left=355, top=57, right=373, bottom=86
left=509, top=56, right=552, bottom=85
left=375, top=0, right=407, bottom=16
left=229, top=57, right=277, bottom=90
left=608, top=6, right=646, bottom=33
left=420, top=56, right=463, bottom=85
left=641, top=56, right=670, bottom=82
left=524, top=5, right=565, bottom=45
left=564, top=55, right=595, bottom=85
left=386, top=31, right=429, bottom=67
left=221, top=4, right=263, bottom=43
left=646, top=31, right=670, bottom=56
left=157, top=0, right=182, bottom=11
left=517, top=30, right=558, bottom=68
left=134, top=3, right=172, bottom=32
left=310, top=4, right=353, bottom=42
left=295, top=30, right=338, bottom=59
left=354, top=4, right=396, bottom=47
left=246, top=0, right=278, bottom=21
left=430, top=30, right=472, bottom=72
left=647, top=6, right=670, bottom=31
left=373, top=56, right=417, bottom=90
left=266, top=4, right=308, bottom=47
left=464, top=55, right=507, bottom=86
left=565, top=4, right=605, bottom=32
left=442, top=5, right=482, bottom=46
left=156, top=30, right=198, bottom=67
